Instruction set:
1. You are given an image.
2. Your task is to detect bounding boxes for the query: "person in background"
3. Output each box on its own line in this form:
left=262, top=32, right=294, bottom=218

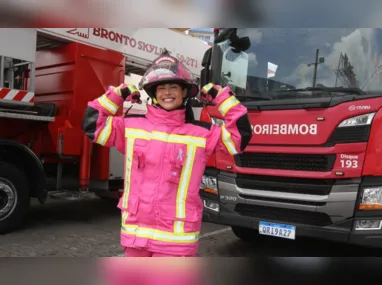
left=82, top=50, right=252, bottom=257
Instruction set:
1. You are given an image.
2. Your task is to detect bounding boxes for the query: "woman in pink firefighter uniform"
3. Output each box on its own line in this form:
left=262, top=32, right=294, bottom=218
left=82, top=52, right=252, bottom=257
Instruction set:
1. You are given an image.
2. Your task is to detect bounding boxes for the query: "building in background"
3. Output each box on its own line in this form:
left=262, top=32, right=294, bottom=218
left=187, top=28, right=214, bottom=45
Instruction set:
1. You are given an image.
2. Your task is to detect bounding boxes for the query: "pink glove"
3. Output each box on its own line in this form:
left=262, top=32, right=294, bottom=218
left=198, top=83, right=222, bottom=103
left=114, top=84, right=142, bottom=104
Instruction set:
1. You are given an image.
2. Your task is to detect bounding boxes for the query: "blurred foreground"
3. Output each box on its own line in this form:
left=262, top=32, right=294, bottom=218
left=1, top=0, right=382, bottom=28
left=1, top=257, right=382, bottom=285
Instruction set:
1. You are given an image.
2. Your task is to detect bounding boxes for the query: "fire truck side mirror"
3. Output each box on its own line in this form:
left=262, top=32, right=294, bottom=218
left=200, top=68, right=210, bottom=87
left=202, top=47, right=212, bottom=68
left=214, top=28, right=251, bottom=53
left=200, top=47, right=213, bottom=88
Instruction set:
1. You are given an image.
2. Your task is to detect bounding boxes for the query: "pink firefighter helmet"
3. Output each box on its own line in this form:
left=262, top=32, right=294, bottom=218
left=138, top=51, right=199, bottom=98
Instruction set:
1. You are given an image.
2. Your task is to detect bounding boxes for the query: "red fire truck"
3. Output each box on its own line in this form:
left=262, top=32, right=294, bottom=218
left=199, top=28, right=382, bottom=248
left=0, top=28, right=208, bottom=234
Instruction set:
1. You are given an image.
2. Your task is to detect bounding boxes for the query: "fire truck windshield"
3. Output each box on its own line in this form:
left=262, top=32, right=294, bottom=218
left=215, top=28, right=382, bottom=101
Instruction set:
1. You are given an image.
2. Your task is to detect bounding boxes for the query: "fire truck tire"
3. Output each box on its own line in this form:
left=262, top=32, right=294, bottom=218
left=231, top=226, right=263, bottom=242
left=0, top=161, right=30, bottom=234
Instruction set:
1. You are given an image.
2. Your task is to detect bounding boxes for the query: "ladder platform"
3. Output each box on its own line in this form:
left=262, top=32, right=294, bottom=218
left=0, top=101, right=57, bottom=122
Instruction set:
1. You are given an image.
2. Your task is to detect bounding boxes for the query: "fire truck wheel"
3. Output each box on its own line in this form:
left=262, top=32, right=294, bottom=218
left=0, top=161, right=30, bottom=234
left=231, top=226, right=263, bottom=242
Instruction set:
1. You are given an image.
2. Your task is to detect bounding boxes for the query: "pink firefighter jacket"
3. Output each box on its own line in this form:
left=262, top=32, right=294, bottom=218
left=82, top=85, right=252, bottom=256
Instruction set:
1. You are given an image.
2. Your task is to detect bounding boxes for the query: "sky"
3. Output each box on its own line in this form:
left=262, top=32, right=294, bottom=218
left=260, top=0, right=382, bottom=28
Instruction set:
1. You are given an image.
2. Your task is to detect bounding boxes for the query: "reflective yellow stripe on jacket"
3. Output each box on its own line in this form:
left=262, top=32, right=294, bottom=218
left=217, top=95, right=240, bottom=155
left=121, top=137, right=135, bottom=209
left=95, top=116, right=113, bottom=145
left=221, top=125, right=238, bottom=155
left=124, top=128, right=206, bottom=148
left=218, top=95, right=240, bottom=116
left=121, top=224, right=200, bottom=244
left=97, top=94, right=119, bottom=114
left=174, top=144, right=197, bottom=234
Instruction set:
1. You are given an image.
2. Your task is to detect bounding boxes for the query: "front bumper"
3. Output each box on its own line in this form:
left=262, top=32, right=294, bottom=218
left=201, top=171, right=382, bottom=248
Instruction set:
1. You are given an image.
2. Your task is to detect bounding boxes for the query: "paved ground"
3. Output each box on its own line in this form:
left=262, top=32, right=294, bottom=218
left=0, top=196, right=381, bottom=257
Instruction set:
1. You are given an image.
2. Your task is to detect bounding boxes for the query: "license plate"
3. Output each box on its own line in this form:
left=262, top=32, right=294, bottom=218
left=259, top=221, right=296, bottom=240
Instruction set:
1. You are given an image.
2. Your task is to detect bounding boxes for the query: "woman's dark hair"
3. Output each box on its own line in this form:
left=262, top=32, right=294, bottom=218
left=181, top=83, right=196, bottom=122
left=185, top=98, right=195, bottom=121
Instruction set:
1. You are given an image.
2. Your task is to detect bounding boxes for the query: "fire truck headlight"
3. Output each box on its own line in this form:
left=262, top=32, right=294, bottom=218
left=355, top=220, right=382, bottom=230
left=359, top=187, right=382, bottom=210
left=338, top=112, right=375, bottom=128
left=211, top=117, right=225, bottom=126
left=201, top=175, right=220, bottom=212
left=200, top=175, right=218, bottom=196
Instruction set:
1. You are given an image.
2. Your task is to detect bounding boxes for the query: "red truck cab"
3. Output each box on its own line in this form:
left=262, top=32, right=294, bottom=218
left=198, top=28, right=382, bottom=248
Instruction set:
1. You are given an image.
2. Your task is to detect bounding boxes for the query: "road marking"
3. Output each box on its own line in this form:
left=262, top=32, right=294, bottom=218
left=116, top=227, right=231, bottom=256
left=200, top=227, right=231, bottom=239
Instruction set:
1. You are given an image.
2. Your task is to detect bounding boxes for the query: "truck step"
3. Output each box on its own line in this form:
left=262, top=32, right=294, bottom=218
left=49, top=190, right=96, bottom=201
left=0, top=102, right=57, bottom=122
left=0, top=111, right=55, bottom=122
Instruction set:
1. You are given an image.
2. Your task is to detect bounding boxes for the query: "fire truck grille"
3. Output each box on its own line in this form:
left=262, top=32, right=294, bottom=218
left=234, top=204, right=332, bottom=226
left=235, top=153, right=336, bottom=172
left=235, top=174, right=333, bottom=195
left=327, top=125, right=371, bottom=145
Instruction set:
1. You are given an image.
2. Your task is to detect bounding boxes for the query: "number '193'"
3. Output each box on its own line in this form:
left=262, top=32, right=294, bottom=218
left=340, top=159, right=358, bottom=168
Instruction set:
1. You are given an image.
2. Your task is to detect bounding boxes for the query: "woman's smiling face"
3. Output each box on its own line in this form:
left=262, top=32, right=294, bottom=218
left=155, top=83, right=187, bottom=110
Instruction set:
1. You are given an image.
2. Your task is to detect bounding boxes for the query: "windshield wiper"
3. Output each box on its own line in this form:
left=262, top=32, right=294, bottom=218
left=274, top=86, right=365, bottom=95
left=235, top=90, right=273, bottom=101
left=276, top=87, right=331, bottom=94
left=324, top=87, right=365, bottom=95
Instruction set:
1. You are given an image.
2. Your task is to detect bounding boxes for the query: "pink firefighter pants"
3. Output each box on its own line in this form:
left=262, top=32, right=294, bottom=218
left=124, top=247, right=197, bottom=257
left=99, top=251, right=201, bottom=285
